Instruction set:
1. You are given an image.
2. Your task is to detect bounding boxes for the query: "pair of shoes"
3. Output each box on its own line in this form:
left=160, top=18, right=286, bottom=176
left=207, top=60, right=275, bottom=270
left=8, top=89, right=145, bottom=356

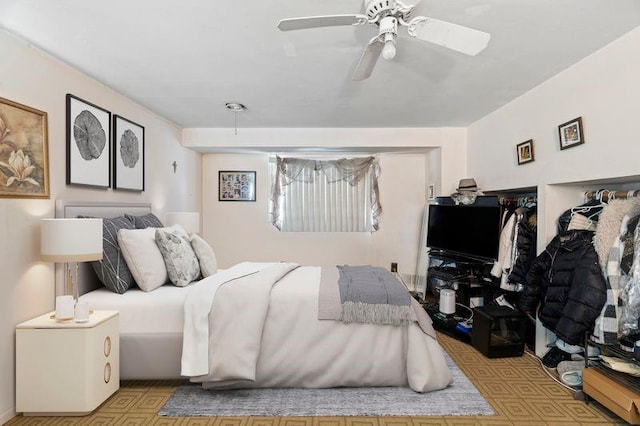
left=542, top=346, right=572, bottom=369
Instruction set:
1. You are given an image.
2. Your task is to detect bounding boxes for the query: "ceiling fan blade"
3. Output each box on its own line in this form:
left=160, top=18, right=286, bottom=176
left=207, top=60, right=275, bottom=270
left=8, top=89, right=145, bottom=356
left=352, top=37, right=383, bottom=81
left=411, top=17, right=490, bottom=56
left=277, top=14, right=367, bottom=31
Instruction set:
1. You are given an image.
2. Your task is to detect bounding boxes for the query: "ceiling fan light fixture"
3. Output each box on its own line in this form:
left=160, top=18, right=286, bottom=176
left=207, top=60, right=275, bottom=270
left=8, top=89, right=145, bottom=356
left=382, top=34, right=396, bottom=60
left=225, top=102, right=246, bottom=112
left=379, top=16, right=398, bottom=60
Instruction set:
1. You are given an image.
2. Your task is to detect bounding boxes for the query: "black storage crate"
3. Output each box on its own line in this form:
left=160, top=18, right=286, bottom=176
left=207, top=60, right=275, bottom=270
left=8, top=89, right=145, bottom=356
left=472, top=305, right=526, bottom=358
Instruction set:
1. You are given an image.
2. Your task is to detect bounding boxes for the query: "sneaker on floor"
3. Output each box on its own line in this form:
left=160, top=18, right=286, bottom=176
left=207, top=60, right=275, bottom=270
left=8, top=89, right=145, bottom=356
left=542, top=346, right=573, bottom=369
left=557, top=360, right=584, bottom=387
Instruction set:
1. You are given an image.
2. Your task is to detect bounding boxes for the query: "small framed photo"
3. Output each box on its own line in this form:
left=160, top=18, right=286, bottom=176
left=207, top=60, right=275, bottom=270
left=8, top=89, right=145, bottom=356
left=219, top=171, right=256, bottom=201
left=427, top=184, right=436, bottom=200
left=66, top=94, right=111, bottom=188
left=558, top=117, right=584, bottom=150
left=516, top=139, right=535, bottom=165
left=113, top=115, right=145, bottom=191
left=0, top=96, right=50, bottom=198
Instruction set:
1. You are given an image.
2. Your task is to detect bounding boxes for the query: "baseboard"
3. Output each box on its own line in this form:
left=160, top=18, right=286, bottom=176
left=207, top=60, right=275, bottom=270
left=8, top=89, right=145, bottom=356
left=1, top=406, right=16, bottom=424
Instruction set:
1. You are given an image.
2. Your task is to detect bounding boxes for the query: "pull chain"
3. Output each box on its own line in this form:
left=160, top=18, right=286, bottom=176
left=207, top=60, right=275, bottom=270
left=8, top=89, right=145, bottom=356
left=225, top=102, right=246, bottom=136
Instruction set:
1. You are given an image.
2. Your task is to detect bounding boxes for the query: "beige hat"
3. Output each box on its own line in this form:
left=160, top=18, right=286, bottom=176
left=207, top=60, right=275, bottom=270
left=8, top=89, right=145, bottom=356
left=456, top=178, right=480, bottom=193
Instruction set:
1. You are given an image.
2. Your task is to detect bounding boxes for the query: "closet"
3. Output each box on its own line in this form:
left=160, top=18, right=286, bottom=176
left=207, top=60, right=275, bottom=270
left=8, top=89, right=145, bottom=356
left=486, top=177, right=640, bottom=421
left=533, top=180, right=640, bottom=356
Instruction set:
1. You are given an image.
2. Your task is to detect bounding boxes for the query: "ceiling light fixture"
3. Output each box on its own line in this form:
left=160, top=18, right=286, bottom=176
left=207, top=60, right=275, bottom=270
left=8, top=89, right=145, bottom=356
left=225, top=102, right=246, bottom=135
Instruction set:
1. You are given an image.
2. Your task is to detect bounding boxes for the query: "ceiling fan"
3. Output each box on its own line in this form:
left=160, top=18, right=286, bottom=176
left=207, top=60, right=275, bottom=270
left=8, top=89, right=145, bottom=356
left=277, top=0, right=491, bottom=81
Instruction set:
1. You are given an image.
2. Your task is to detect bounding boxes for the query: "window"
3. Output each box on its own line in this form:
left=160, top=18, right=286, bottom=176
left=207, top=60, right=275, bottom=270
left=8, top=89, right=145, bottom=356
left=270, top=156, right=382, bottom=232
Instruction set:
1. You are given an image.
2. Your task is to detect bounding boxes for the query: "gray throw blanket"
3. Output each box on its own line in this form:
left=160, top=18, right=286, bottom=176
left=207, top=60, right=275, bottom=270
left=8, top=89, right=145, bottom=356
left=337, top=265, right=417, bottom=326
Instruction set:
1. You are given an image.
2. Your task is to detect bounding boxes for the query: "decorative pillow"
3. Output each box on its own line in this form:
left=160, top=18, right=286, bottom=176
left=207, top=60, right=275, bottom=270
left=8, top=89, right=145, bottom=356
left=117, top=225, right=187, bottom=292
left=80, top=215, right=136, bottom=294
left=155, top=229, right=200, bottom=287
left=125, top=213, right=164, bottom=229
left=190, top=234, right=218, bottom=277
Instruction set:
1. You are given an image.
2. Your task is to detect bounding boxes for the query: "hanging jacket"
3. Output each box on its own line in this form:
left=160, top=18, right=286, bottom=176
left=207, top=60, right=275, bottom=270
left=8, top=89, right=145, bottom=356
left=507, top=208, right=537, bottom=286
left=491, top=210, right=518, bottom=290
left=519, top=230, right=607, bottom=345
left=592, top=214, right=639, bottom=344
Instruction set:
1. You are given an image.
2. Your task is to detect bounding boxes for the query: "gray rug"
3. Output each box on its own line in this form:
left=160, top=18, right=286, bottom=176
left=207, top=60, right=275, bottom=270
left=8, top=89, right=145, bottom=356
left=159, top=354, right=493, bottom=417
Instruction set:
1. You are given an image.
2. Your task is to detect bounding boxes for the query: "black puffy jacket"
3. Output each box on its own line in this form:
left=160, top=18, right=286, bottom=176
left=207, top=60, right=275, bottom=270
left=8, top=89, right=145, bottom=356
left=507, top=208, right=537, bottom=285
left=519, top=230, right=606, bottom=345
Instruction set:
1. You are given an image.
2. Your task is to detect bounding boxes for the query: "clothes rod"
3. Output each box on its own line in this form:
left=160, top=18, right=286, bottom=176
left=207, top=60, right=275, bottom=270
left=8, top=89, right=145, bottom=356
left=498, top=195, right=537, bottom=206
left=584, top=190, right=640, bottom=202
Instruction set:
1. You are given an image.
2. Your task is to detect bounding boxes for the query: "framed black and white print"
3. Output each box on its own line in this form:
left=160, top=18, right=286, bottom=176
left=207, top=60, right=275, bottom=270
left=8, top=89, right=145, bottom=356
left=113, top=115, right=144, bottom=191
left=558, top=117, right=584, bottom=150
left=66, top=94, right=111, bottom=188
left=219, top=171, right=256, bottom=201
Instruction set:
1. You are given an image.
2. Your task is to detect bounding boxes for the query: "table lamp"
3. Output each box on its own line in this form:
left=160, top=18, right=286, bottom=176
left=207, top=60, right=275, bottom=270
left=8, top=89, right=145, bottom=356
left=41, top=218, right=103, bottom=319
left=165, top=212, right=200, bottom=235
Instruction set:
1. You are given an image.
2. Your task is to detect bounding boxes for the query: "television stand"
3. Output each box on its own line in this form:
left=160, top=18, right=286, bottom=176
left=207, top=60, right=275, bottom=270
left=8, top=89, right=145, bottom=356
left=422, top=300, right=472, bottom=344
left=424, top=252, right=500, bottom=344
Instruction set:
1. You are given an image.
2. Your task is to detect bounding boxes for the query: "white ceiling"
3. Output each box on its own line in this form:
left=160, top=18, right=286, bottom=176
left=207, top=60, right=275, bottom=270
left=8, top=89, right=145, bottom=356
left=1, top=0, right=640, bottom=129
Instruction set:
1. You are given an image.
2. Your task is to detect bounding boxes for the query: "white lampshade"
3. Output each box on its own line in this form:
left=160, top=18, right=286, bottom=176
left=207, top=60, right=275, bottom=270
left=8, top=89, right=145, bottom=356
left=165, top=212, right=200, bottom=234
left=41, top=218, right=103, bottom=262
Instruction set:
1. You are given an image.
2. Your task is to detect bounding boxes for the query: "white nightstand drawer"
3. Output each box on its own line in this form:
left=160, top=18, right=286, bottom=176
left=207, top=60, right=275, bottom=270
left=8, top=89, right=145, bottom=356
left=16, top=310, right=119, bottom=416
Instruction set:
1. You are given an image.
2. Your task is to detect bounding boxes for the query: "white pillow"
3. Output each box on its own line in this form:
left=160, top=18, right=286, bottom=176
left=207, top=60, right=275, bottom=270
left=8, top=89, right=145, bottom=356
left=190, top=234, right=217, bottom=277
left=117, top=225, right=187, bottom=292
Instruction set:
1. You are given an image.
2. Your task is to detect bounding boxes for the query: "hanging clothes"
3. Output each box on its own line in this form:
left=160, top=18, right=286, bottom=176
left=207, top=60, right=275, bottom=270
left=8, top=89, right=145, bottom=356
left=592, top=211, right=640, bottom=344
left=619, top=217, right=640, bottom=338
left=507, top=207, right=537, bottom=286
left=519, top=230, right=606, bottom=345
left=593, top=199, right=640, bottom=271
left=491, top=209, right=518, bottom=290
left=491, top=201, right=537, bottom=292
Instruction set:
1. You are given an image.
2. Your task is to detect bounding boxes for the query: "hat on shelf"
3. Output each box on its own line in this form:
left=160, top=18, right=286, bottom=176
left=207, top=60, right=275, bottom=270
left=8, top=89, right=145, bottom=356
left=451, top=178, right=481, bottom=205
left=456, top=178, right=480, bottom=193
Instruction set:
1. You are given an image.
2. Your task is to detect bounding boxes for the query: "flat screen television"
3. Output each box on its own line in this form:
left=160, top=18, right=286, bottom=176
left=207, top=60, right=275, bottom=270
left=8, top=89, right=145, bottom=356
left=426, top=202, right=502, bottom=262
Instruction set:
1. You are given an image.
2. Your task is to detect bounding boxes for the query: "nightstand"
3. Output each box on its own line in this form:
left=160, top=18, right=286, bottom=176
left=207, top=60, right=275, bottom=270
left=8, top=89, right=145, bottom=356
left=16, top=310, right=119, bottom=416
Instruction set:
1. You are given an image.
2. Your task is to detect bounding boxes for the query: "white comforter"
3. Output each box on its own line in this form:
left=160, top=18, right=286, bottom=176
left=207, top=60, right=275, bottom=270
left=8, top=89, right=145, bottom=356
left=182, top=262, right=452, bottom=393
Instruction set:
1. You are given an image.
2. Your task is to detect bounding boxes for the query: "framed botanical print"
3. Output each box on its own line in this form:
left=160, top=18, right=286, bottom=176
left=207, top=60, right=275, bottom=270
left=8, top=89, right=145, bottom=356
left=219, top=171, right=256, bottom=201
left=0, top=96, right=50, bottom=198
left=66, top=94, right=111, bottom=188
left=113, top=115, right=145, bottom=191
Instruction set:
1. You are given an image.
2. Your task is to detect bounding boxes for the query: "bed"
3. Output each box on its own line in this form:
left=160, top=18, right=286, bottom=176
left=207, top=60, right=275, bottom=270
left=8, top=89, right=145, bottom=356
left=61, top=200, right=452, bottom=392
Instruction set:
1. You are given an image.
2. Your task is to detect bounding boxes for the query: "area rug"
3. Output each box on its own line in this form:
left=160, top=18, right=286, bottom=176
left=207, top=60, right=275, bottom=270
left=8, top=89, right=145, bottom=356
left=158, top=354, right=494, bottom=417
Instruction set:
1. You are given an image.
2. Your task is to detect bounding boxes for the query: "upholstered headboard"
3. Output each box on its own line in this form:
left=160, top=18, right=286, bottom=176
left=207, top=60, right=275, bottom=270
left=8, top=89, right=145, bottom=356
left=55, top=200, right=153, bottom=295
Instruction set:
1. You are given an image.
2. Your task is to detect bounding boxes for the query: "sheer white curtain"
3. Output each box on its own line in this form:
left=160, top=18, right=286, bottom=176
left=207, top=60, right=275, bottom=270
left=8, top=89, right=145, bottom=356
left=270, top=156, right=382, bottom=232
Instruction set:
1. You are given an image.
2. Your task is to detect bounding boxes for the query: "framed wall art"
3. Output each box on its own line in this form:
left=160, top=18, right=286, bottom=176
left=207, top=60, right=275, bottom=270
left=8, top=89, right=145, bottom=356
left=66, top=94, right=111, bottom=188
left=113, top=115, right=145, bottom=191
left=558, top=117, right=584, bottom=150
left=516, top=139, right=535, bottom=165
left=219, top=170, right=256, bottom=201
left=0, top=96, right=50, bottom=198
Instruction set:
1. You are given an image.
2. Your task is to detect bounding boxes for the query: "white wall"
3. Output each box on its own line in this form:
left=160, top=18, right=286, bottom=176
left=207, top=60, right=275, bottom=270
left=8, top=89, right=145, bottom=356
left=468, top=26, right=640, bottom=191
left=198, top=128, right=466, bottom=275
left=0, top=30, right=201, bottom=422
